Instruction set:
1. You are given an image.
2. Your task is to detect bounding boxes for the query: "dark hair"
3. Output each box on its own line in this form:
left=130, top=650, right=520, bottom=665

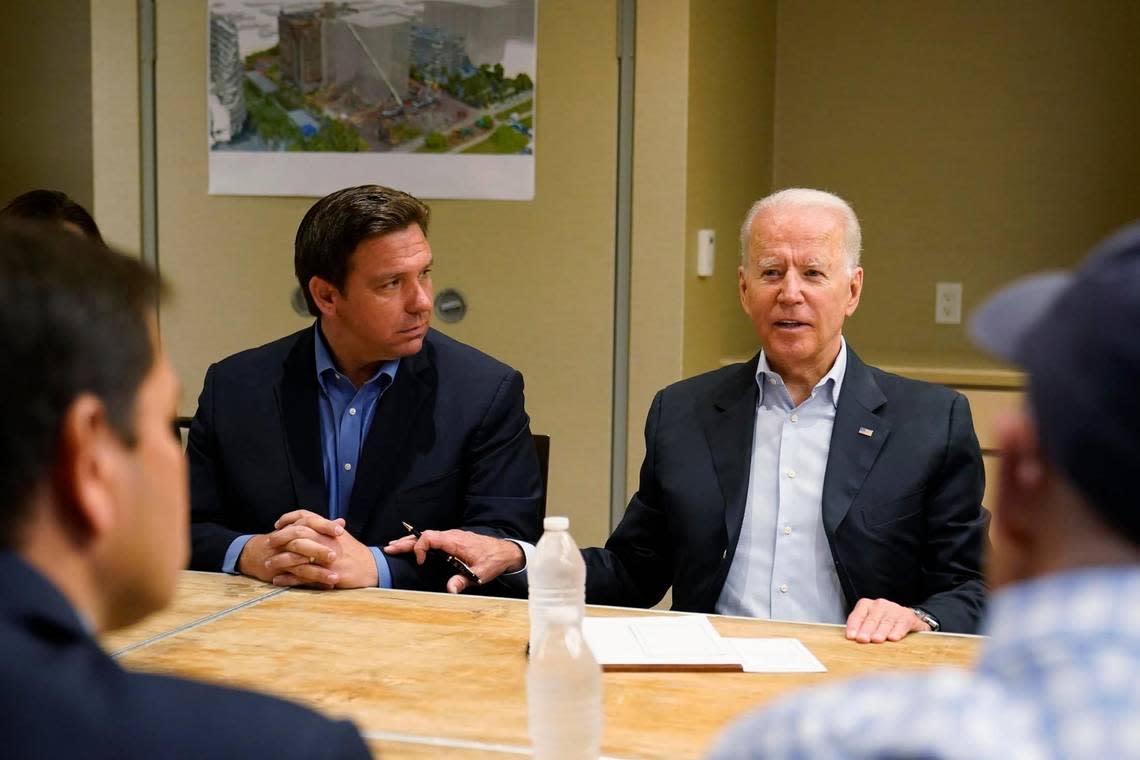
left=1, top=189, right=104, bottom=243
left=0, top=222, right=160, bottom=549
left=294, top=185, right=430, bottom=316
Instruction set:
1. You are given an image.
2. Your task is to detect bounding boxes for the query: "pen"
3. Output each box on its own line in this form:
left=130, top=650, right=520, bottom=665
left=401, top=521, right=482, bottom=585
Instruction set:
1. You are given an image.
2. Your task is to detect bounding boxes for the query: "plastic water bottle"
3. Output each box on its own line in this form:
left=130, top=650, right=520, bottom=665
left=527, top=516, right=600, bottom=758
left=526, top=605, right=602, bottom=760
left=528, top=516, right=586, bottom=652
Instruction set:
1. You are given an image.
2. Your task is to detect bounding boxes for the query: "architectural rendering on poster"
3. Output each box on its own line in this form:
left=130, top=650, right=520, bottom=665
left=207, top=0, right=537, bottom=199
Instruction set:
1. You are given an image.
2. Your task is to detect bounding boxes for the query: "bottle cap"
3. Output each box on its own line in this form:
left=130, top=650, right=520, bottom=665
left=543, top=516, right=569, bottom=531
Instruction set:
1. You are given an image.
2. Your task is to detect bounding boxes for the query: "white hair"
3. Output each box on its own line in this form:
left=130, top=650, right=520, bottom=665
left=739, top=188, right=862, bottom=274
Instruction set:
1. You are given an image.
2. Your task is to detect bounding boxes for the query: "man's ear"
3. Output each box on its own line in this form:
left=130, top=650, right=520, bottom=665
left=992, top=408, right=1048, bottom=547
left=308, top=276, right=340, bottom=318
left=738, top=264, right=749, bottom=313
left=54, top=394, right=120, bottom=542
left=845, top=266, right=864, bottom=316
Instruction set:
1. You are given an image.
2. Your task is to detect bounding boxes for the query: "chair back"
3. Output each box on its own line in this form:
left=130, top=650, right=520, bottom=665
left=532, top=433, right=550, bottom=521
left=174, top=416, right=192, bottom=449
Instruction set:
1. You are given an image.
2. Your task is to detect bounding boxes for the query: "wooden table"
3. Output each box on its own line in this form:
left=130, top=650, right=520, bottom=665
left=101, top=572, right=282, bottom=656
left=102, top=572, right=980, bottom=759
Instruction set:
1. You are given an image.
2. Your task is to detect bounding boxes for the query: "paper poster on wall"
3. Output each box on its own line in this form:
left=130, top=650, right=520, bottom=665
left=207, top=1, right=536, bottom=199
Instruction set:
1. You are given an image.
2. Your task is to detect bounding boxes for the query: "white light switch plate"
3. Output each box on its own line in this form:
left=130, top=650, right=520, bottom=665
left=697, top=229, right=715, bottom=278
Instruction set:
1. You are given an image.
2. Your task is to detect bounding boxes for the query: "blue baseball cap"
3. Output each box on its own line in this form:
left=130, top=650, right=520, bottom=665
left=969, top=222, right=1140, bottom=544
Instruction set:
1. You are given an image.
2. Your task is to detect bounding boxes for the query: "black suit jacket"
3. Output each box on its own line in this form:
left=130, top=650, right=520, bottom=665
left=585, top=348, right=988, bottom=633
left=0, top=554, right=369, bottom=759
left=189, top=326, right=542, bottom=590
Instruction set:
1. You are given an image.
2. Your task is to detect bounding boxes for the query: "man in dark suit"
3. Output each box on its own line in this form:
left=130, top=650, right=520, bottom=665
left=190, top=185, right=542, bottom=592
left=709, top=222, right=1140, bottom=760
left=586, top=188, right=987, bottom=638
left=0, top=223, right=369, bottom=757
left=389, top=188, right=986, bottom=637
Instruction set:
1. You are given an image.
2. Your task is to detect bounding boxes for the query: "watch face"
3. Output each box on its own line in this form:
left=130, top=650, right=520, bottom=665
left=913, top=608, right=938, bottom=630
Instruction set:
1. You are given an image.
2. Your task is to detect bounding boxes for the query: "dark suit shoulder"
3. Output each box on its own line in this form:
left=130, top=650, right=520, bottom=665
left=0, top=556, right=368, bottom=759
left=863, top=363, right=964, bottom=407
left=423, top=328, right=519, bottom=380
left=0, top=632, right=368, bottom=759
left=657, top=360, right=754, bottom=401
left=120, top=672, right=370, bottom=758
left=209, top=328, right=310, bottom=378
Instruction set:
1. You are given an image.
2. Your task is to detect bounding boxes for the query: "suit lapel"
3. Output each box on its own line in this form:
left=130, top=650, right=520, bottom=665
left=274, top=328, right=328, bottom=517
left=821, top=349, right=889, bottom=535
left=698, top=355, right=761, bottom=564
left=343, top=338, right=436, bottom=538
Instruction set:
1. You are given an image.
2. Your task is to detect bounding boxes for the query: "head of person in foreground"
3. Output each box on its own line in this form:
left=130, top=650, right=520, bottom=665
left=970, top=222, right=1140, bottom=584
left=0, top=222, right=183, bottom=632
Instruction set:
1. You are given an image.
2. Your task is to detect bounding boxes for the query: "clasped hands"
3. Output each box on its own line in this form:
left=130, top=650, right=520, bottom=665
left=238, top=512, right=524, bottom=593
left=237, top=509, right=378, bottom=589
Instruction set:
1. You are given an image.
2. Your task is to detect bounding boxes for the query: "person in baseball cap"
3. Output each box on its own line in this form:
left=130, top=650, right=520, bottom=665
left=707, top=222, right=1140, bottom=760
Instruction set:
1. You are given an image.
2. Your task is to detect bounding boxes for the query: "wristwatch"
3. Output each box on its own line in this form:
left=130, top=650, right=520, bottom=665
left=911, top=607, right=940, bottom=632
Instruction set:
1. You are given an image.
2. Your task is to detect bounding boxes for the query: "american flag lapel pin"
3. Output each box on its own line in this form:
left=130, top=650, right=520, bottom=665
left=858, top=427, right=874, bottom=438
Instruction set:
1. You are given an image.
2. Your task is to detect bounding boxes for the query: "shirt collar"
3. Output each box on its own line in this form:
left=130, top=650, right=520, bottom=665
left=756, top=336, right=848, bottom=408
left=313, top=322, right=399, bottom=389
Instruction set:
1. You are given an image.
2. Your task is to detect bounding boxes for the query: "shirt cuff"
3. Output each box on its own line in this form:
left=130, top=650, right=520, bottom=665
left=503, top=540, right=534, bottom=576
left=369, top=547, right=393, bottom=589
left=223, top=535, right=254, bottom=575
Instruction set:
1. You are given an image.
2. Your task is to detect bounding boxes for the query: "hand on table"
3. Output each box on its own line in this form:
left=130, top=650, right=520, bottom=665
left=238, top=509, right=378, bottom=589
left=845, top=598, right=931, bottom=643
left=384, top=529, right=524, bottom=594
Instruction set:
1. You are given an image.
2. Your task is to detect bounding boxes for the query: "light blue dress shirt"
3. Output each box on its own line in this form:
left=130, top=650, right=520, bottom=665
left=715, top=339, right=848, bottom=623
left=222, top=324, right=399, bottom=587
left=710, top=566, right=1140, bottom=760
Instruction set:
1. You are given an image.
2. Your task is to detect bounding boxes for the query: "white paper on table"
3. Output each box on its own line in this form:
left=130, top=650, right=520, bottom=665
left=581, top=615, right=743, bottom=668
left=724, top=637, right=827, bottom=673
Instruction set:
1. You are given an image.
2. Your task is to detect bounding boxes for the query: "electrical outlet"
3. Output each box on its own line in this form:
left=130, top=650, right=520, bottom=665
left=935, top=282, right=962, bottom=324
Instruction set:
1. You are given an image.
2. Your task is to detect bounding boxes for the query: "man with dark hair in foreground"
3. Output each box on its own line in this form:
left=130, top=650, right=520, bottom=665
left=709, top=223, right=1140, bottom=759
left=189, top=184, right=541, bottom=592
left=0, top=223, right=369, bottom=758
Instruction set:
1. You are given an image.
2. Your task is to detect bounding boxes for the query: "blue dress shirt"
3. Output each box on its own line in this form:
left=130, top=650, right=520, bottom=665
left=716, top=339, right=848, bottom=623
left=222, top=324, right=399, bottom=587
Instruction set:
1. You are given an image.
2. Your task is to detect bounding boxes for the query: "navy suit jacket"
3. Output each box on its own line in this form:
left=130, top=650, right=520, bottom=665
left=0, top=554, right=369, bottom=759
left=585, top=348, right=989, bottom=634
left=189, top=326, right=543, bottom=591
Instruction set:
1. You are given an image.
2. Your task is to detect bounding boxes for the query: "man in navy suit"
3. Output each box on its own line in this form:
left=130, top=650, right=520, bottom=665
left=414, top=188, right=988, bottom=638
left=583, top=189, right=987, bottom=637
left=0, top=223, right=369, bottom=757
left=189, top=185, right=542, bottom=593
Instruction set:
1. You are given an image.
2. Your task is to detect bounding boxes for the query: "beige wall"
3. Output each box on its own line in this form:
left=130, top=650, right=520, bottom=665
left=682, top=0, right=777, bottom=376
left=626, top=0, right=691, bottom=497
left=90, top=0, right=140, bottom=253
left=770, top=0, right=1140, bottom=369
left=627, top=0, right=777, bottom=495
left=0, top=1, right=93, bottom=210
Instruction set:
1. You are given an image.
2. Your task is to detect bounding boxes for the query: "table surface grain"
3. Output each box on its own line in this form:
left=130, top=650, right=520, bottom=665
left=105, top=573, right=981, bottom=759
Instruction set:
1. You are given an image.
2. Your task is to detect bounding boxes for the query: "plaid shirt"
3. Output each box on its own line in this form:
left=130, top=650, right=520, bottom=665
left=709, top=567, right=1140, bottom=759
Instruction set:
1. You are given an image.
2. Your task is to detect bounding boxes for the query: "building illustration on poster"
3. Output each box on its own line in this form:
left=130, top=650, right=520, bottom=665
left=208, top=1, right=537, bottom=200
